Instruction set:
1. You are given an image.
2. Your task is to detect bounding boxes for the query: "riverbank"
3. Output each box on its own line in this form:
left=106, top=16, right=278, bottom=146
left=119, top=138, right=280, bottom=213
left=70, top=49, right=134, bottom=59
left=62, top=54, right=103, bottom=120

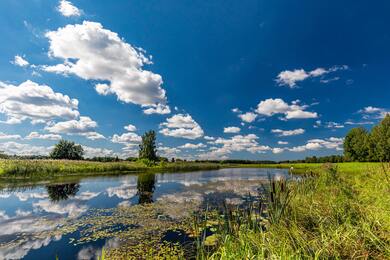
left=200, top=162, right=390, bottom=259
left=0, top=159, right=384, bottom=180
left=0, top=159, right=221, bottom=180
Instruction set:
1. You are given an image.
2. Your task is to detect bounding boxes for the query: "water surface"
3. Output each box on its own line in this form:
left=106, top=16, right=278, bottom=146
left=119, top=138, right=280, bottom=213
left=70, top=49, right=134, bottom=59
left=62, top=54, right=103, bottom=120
left=0, top=168, right=288, bottom=259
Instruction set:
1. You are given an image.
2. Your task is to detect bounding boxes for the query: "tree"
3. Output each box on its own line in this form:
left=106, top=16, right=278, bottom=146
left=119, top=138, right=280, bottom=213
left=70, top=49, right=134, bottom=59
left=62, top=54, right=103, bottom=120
left=50, top=140, right=84, bottom=160
left=138, top=130, right=157, bottom=161
left=343, top=127, right=369, bottom=161
left=369, top=114, right=390, bottom=162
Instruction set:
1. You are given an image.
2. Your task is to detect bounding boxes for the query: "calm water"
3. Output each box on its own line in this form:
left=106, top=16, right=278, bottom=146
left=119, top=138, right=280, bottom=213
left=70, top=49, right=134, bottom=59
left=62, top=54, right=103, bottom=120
left=0, top=168, right=288, bottom=259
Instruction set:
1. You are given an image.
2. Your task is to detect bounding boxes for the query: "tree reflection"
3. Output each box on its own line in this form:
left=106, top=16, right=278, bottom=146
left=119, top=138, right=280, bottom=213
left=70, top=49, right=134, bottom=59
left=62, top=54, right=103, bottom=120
left=137, top=173, right=156, bottom=204
left=46, top=183, right=80, bottom=202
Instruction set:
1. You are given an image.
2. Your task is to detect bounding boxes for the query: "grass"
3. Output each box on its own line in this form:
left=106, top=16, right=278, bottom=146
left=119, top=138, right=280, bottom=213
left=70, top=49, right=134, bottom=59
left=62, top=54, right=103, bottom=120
left=197, top=162, right=390, bottom=259
left=0, top=159, right=221, bottom=180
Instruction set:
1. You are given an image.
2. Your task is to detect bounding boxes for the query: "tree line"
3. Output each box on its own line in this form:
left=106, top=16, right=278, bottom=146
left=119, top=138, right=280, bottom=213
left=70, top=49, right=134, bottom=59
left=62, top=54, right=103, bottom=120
left=343, top=114, right=389, bottom=162
left=1, top=115, right=388, bottom=162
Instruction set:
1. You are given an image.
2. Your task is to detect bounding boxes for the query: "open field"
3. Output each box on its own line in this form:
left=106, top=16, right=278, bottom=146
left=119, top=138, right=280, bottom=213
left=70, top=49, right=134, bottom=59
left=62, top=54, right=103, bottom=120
left=198, top=162, right=390, bottom=259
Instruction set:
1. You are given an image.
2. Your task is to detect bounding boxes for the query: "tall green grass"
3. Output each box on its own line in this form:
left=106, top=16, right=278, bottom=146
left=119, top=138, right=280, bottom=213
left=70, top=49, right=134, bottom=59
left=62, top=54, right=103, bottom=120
left=200, top=163, right=390, bottom=259
left=0, top=159, right=221, bottom=179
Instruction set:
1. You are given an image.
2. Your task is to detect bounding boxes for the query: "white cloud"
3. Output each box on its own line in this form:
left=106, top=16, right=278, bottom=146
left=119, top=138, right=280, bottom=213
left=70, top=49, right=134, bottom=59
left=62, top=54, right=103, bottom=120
left=45, top=116, right=105, bottom=140
left=238, top=112, right=257, bottom=123
left=25, top=132, right=62, bottom=140
left=159, top=114, right=204, bottom=139
left=158, top=146, right=181, bottom=158
left=83, top=146, right=118, bottom=158
left=223, top=126, right=241, bottom=134
left=276, top=65, right=348, bottom=88
left=0, top=142, right=51, bottom=156
left=0, top=132, right=22, bottom=140
left=179, top=143, right=206, bottom=149
left=142, top=104, right=171, bottom=115
left=12, top=55, right=29, bottom=67
left=57, top=0, right=81, bottom=17
left=124, top=124, right=137, bottom=132
left=277, top=141, right=288, bottom=145
left=0, top=80, right=79, bottom=124
left=199, top=134, right=270, bottom=159
left=111, top=132, right=141, bottom=144
left=271, top=128, right=305, bottom=136
left=288, top=137, right=344, bottom=152
left=276, top=69, right=309, bottom=88
left=231, top=108, right=241, bottom=113
left=204, top=136, right=215, bottom=141
left=325, top=122, right=344, bottom=129
left=43, top=21, right=168, bottom=111
left=358, top=106, right=389, bottom=119
left=272, top=148, right=284, bottom=154
left=256, top=98, right=317, bottom=119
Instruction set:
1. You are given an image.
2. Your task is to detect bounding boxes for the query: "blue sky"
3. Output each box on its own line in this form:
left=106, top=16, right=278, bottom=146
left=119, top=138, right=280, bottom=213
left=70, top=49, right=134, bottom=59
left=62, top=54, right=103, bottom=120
left=0, top=0, right=389, bottom=160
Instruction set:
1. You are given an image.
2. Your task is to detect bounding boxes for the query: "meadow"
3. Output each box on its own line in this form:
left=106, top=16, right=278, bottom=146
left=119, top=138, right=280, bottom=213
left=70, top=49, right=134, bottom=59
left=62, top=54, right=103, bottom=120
left=196, top=162, right=390, bottom=259
left=0, top=159, right=221, bottom=180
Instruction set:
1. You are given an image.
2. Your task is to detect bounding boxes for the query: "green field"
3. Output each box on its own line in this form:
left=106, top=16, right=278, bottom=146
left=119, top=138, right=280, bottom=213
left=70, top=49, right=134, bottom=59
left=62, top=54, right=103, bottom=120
left=0, top=159, right=221, bottom=179
left=199, top=162, right=390, bottom=259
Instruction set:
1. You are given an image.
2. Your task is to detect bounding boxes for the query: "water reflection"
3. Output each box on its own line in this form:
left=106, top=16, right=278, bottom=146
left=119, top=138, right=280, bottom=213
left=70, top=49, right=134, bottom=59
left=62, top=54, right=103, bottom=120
left=0, top=168, right=290, bottom=259
left=46, top=183, right=80, bottom=202
left=137, top=173, right=156, bottom=204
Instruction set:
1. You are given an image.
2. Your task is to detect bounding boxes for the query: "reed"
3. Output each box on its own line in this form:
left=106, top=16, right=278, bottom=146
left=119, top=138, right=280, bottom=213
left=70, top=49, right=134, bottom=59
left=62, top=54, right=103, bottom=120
left=197, top=163, right=390, bottom=259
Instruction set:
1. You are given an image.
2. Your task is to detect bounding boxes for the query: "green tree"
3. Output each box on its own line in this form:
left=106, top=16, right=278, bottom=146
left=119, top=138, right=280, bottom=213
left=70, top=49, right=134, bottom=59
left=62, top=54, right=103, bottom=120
left=369, top=114, right=390, bottom=162
left=343, top=127, right=369, bottom=161
left=138, top=130, right=157, bottom=161
left=50, top=140, right=84, bottom=160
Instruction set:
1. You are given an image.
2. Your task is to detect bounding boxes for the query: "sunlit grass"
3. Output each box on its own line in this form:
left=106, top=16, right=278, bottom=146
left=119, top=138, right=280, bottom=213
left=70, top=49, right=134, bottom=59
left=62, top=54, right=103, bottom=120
left=200, top=162, right=390, bottom=259
left=0, top=159, right=221, bottom=179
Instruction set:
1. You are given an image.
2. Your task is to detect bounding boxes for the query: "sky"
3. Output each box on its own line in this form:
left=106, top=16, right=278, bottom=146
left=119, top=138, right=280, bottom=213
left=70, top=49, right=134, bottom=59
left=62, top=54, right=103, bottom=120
left=0, top=0, right=389, bottom=160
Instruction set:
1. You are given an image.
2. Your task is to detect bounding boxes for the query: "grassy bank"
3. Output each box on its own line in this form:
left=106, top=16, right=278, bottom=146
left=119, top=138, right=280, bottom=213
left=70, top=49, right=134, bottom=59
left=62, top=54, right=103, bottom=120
left=0, top=159, right=221, bottom=179
left=198, top=162, right=390, bottom=259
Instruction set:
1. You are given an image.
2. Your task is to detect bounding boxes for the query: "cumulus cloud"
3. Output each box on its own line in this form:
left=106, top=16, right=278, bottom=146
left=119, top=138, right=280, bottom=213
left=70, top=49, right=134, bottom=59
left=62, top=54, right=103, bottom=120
left=276, top=65, right=348, bottom=88
left=111, top=132, right=141, bottom=144
left=288, top=137, right=343, bottom=152
left=199, top=134, right=270, bottom=159
left=159, top=114, right=204, bottom=139
left=123, top=124, right=137, bottom=132
left=256, top=98, right=317, bottom=119
left=0, top=142, right=51, bottom=156
left=358, top=106, right=389, bottom=119
left=45, top=116, right=105, bottom=140
left=83, top=146, right=118, bottom=158
left=271, top=128, right=305, bottom=136
left=204, top=136, right=215, bottom=141
left=142, top=103, right=171, bottom=115
left=179, top=143, right=206, bottom=149
left=43, top=21, right=168, bottom=112
left=158, top=146, right=181, bottom=158
left=272, top=148, right=285, bottom=154
left=0, top=80, right=79, bottom=124
left=25, top=132, right=62, bottom=140
left=223, top=126, right=241, bottom=134
left=277, top=141, right=288, bottom=145
left=0, top=132, right=22, bottom=140
left=238, top=112, right=257, bottom=123
left=12, top=55, right=29, bottom=67
left=57, top=0, right=81, bottom=17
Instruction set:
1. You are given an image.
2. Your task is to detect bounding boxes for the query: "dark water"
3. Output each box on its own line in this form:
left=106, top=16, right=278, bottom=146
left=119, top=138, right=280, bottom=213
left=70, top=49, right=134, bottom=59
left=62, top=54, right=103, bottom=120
left=0, top=168, right=288, bottom=259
